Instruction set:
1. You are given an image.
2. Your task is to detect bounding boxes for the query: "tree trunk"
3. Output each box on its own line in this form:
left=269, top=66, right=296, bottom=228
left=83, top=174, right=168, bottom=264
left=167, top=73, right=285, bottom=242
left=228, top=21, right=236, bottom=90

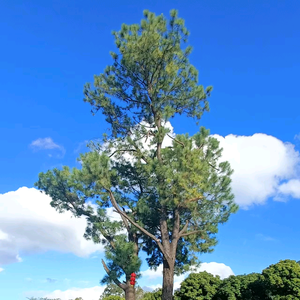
left=162, top=258, right=175, bottom=300
left=125, top=284, right=135, bottom=300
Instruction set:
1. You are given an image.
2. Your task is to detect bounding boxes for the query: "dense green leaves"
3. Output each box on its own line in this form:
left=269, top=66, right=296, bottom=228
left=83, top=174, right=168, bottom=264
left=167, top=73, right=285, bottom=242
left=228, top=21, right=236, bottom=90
left=173, top=260, right=300, bottom=300
left=142, top=289, right=162, bottom=300
left=262, top=259, right=300, bottom=299
left=101, top=296, right=125, bottom=300
left=174, top=272, right=221, bottom=300
left=84, top=10, right=210, bottom=138
left=212, top=273, right=267, bottom=300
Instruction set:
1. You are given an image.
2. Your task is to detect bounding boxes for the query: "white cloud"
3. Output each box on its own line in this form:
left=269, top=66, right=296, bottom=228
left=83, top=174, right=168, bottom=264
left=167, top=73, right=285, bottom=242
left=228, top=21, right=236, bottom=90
left=146, top=283, right=162, bottom=291
left=141, top=262, right=234, bottom=291
left=194, top=262, right=234, bottom=279
left=31, top=137, right=62, bottom=150
left=213, top=133, right=300, bottom=208
left=0, top=268, right=4, bottom=273
left=30, top=137, right=65, bottom=156
left=140, top=265, right=163, bottom=280
left=277, top=179, right=300, bottom=199
left=0, top=187, right=104, bottom=266
left=44, top=285, right=105, bottom=300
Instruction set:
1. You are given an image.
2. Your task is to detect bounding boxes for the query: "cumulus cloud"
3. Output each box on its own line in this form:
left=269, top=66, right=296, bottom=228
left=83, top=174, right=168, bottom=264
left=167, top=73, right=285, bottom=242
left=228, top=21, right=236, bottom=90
left=0, top=187, right=105, bottom=266
left=194, top=262, right=235, bottom=279
left=212, top=133, right=300, bottom=208
left=142, top=262, right=234, bottom=291
left=277, top=179, right=300, bottom=200
left=30, top=137, right=65, bottom=157
left=43, top=285, right=105, bottom=300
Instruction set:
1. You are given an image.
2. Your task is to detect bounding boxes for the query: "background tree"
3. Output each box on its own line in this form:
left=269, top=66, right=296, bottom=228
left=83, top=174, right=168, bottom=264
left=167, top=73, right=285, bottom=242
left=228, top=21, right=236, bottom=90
left=262, top=259, right=300, bottom=299
left=101, top=296, right=125, bottom=300
left=36, top=9, right=237, bottom=300
left=141, top=289, right=162, bottom=300
left=135, top=286, right=147, bottom=300
left=174, top=271, right=221, bottom=300
left=100, top=283, right=145, bottom=300
left=212, top=273, right=268, bottom=300
left=100, top=283, right=125, bottom=299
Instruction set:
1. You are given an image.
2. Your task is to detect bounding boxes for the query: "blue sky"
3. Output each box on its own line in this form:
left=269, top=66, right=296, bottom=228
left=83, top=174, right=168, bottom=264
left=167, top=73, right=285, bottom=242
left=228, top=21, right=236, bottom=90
left=1, top=0, right=300, bottom=299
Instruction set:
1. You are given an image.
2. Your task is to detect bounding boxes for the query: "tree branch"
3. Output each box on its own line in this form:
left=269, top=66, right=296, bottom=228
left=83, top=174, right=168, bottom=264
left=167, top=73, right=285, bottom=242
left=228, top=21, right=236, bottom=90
left=179, top=220, right=189, bottom=237
left=167, top=133, right=185, bottom=147
left=180, top=229, right=204, bottom=238
left=107, top=189, right=168, bottom=257
left=101, top=259, right=126, bottom=290
left=178, top=196, right=204, bottom=208
left=109, top=149, right=137, bottom=158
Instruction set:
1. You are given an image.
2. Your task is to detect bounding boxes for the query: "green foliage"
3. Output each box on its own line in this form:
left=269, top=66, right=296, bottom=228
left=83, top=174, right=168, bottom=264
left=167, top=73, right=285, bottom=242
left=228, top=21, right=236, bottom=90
left=174, top=261, right=300, bottom=300
left=262, top=259, right=300, bottom=299
left=99, top=284, right=145, bottom=300
left=35, top=158, right=142, bottom=285
left=101, top=296, right=125, bottom=300
left=135, top=286, right=147, bottom=300
left=174, top=272, right=221, bottom=300
left=100, top=283, right=125, bottom=299
left=84, top=10, right=210, bottom=138
left=142, top=289, right=162, bottom=300
left=212, top=273, right=268, bottom=300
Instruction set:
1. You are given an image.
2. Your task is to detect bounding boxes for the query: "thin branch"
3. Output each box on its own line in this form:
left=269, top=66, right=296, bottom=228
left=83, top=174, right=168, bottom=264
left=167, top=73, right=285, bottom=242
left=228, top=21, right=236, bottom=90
left=178, top=196, right=204, bottom=208
left=180, top=229, right=204, bottom=238
left=106, top=189, right=167, bottom=258
left=109, top=149, right=137, bottom=158
left=101, top=259, right=126, bottom=290
left=167, top=133, right=185, bottom=147
left=208, top=162, right=220, bottom=172
left=179, top=220, right=189, bottom=237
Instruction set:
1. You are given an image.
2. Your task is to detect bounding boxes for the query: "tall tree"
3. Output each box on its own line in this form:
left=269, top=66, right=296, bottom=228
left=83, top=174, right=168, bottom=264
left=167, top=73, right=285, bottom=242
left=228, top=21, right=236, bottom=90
left=36, top=9, right=237, bottom=300
left=83, top=9, right=238, bottom=299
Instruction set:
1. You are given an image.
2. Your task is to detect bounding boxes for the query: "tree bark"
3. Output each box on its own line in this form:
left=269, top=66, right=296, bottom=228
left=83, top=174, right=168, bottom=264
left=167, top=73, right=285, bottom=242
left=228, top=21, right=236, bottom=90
left=162, top=258, right=175, bottom=300
left=125, top=284, right=135, bottom=300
